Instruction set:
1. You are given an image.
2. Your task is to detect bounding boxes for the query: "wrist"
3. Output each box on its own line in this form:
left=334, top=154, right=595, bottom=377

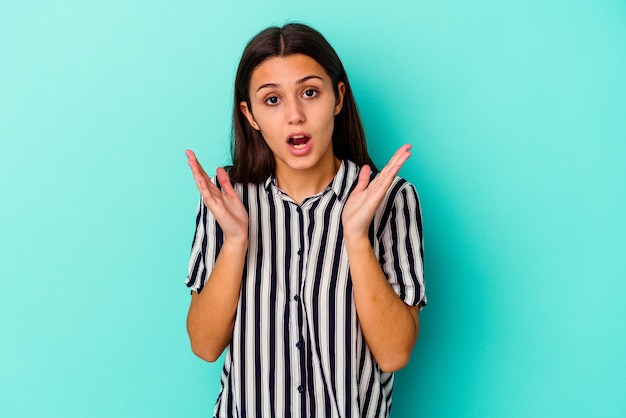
left=343, top=232, right=371, bottom=250
left=222, top=236, right=248, bottom=254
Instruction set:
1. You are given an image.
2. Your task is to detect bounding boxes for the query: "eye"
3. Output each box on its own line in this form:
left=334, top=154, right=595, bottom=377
left=303, top=89, right=318, bottom=98
left=264, top=96, right=280, bottom=105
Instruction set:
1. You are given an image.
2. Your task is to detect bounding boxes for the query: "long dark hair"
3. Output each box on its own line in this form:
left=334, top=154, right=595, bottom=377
left=228, top=23, right=377, bottom=183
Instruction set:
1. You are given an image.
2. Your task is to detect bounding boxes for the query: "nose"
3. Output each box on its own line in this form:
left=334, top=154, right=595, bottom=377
left=285, top=98, right=305, bottom=124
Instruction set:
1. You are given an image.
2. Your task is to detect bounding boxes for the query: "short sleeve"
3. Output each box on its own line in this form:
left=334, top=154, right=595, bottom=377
left=375, top=179, right=427, bottom=311
left=185, top=195, right=224, bottom=293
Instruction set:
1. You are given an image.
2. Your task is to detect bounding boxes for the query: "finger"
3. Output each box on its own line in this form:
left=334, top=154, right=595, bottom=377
left=186, top=149, right=210, bottom=179
left=353, top=165, right=371, bottom=193
left=387, top=144, right=411, bottom=168
left=185, top=150, right=202, bottom=177
left=185, top=149, right=200, bottom=168
left=370, top=146, right=412, bottom=195
left=186, top=150, right=214, bottom=190
left=186, top=150, right=220, bottom=199
left=216, top=167, right=237, bottom=196
left=381, top=144, right=412, bottom=176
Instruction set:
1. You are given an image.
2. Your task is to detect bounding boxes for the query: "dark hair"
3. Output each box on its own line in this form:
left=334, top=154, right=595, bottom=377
left=228, top=23, right=377, bottom=183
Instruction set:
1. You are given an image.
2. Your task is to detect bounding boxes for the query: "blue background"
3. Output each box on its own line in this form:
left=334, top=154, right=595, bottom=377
left=1, top=1, right=625, bottom=416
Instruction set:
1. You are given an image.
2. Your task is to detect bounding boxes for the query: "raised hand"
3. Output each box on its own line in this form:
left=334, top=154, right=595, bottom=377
left=342, top=144, right=412, bottom=241
left=185, top=150, right=249, bottom=245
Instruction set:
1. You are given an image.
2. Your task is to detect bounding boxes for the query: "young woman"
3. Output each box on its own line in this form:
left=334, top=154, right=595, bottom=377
left=185, top=23, right=426, bottom=418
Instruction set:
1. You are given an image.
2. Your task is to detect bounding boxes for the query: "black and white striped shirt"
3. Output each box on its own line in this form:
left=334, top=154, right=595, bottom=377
left=186, top=159, right=426, bottom=418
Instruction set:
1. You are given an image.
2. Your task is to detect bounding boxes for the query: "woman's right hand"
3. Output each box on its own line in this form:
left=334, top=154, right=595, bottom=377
left=185, top=150, right=249, bottom=245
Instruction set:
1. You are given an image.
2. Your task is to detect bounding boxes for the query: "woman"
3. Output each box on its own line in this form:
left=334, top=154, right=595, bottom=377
left=185, top=23, right=426, bottom=417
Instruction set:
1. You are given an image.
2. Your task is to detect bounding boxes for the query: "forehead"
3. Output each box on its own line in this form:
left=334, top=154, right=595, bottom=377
left=249, top=54, right=329, bottom=87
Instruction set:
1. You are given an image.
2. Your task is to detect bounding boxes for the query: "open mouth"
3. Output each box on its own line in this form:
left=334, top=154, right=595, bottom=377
left=288, top=134, right=311, bottom=150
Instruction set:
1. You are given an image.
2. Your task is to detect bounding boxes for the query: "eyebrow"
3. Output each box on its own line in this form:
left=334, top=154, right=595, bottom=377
left=256, top=75, right=324, bottom=93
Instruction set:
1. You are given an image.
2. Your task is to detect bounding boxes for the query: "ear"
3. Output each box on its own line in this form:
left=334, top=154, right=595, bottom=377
left=334, top=82, right=346, bottom=116
left=240, top=101, right=260, bottom=131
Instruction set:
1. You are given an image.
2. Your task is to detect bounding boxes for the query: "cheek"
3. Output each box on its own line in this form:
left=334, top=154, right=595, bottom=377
left=323, top=107, right=338, bottom=129
left=255, top=120, right=281, bottom=143
left=257, top=119, right=279, bottom=137
left=248, top=111, right=272, bottom=133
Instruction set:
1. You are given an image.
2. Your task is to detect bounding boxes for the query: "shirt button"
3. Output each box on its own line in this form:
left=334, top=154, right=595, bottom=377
left=297, top=249, right=303, bottom=256
left=293, top=295, right=300, bottom=301
left=298, top=385, right=304, bottom=393
left=296, top=341, right=302, bottom=349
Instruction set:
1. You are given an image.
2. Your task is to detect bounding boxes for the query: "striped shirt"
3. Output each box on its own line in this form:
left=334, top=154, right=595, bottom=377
left=186, top=159, right=426, bottom=418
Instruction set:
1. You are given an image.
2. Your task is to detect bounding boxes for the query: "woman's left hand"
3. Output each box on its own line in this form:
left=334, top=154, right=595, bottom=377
left=342, top=144, right=412, bottom=240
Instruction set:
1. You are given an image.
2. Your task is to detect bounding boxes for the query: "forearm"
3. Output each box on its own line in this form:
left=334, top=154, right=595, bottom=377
left=345, top=235, right=419, bottom=372
left=186, top=239, right=247, bottom=362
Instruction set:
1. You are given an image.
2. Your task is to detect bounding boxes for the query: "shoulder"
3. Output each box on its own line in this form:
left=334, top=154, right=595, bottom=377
left=376, top=173, right=419, bottom=209
left=374, top=175, right=422, bottom=231
left=211, top=173, right=266, bottom=194
left=345, top=159, right=420, bottom=208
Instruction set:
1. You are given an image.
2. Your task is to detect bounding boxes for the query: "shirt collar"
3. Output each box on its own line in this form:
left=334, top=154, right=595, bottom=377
left=263, top=160, right=357, bottom=202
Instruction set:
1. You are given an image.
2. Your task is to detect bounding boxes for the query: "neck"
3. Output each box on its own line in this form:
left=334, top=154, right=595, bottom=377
left=275, top=157, right=341, bottom=205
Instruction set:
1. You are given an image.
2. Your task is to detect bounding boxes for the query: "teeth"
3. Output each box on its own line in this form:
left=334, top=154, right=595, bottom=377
left=289, top=134, right=308, bottom=149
